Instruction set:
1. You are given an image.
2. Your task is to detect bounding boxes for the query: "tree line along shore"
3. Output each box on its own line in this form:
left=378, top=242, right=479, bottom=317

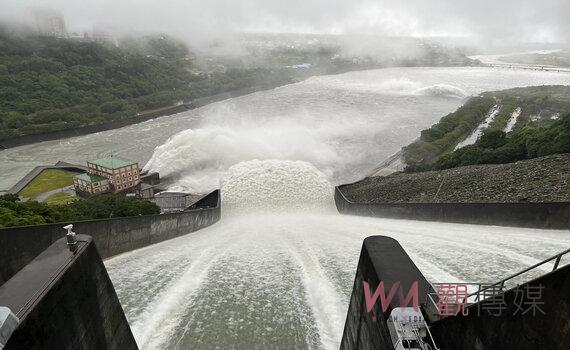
left=0, top=26, right=477, bottom=144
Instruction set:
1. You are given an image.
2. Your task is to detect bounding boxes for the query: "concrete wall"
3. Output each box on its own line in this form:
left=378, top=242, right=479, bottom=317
left=0, top=190, right=220, bottom=286
left=340, top=236, right=434, bottom=350
left=431, top=264, right=570, bottom=350
left=335, top=187, right=570, bottom=229
left=0, top=235, right=138, bottom=349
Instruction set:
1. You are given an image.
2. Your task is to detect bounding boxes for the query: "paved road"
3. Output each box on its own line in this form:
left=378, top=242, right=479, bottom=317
left=35, top=186, right=76, bottom=203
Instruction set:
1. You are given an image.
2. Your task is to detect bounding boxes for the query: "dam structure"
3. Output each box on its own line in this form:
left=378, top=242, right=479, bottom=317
left=2, top=66, right=570, bottom=349
left=107, top=161, right=569, bottom=349
left=1, top=162, right=568, bottom=349
left=341, top=236, right=570, bottom=350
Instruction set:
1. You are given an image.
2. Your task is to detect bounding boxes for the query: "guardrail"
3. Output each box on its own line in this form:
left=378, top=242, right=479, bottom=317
left=425, top=248, right=570, bottom=319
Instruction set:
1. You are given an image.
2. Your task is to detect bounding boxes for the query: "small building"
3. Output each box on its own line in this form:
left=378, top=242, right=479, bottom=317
left=73, top=173, right=110, bottom=195
left=73, top=155, right=152, bottom=197
left=86, top=155, right=141, bottom=193
left=151, top=192, right=207, bottom=213
left=137, top=183, right=155, bottom=199
left=140, top=171, right=160, bottom=186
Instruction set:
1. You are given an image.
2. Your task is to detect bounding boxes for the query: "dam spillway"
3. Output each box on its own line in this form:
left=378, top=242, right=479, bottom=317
left=2, top=65, right=570, bottom=349
left=98, top=67, right=570, bottom=349
left=104, top=160, right=570, bottom=349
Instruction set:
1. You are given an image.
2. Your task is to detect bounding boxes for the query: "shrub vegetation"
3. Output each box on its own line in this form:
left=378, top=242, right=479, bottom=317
left=0, top=193, right=160, bottom=228
left=402, top=86, right=570, bottom=172
left=402, top=97, right=495, bottom=172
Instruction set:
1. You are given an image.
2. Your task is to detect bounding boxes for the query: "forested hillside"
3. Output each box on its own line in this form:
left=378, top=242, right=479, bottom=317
left=402, top=85, right=570, bottom=171
left=0, top=27, right=292, bottom=141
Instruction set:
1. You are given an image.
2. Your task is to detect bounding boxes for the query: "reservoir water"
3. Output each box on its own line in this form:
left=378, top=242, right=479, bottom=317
left=2, top=66, right=569, bottom=349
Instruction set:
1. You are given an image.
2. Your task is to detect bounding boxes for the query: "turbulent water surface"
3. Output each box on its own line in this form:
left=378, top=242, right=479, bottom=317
left=2, top=67, right=570, bottom=190
left=105, top=161, right=570, bottom=349
left=2, top=66, right=570, bottom=349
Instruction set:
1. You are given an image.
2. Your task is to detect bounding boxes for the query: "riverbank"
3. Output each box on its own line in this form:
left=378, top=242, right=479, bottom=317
left=0, top=85, right=273, bottom=149
left=340, top=154, right=570, bottom=203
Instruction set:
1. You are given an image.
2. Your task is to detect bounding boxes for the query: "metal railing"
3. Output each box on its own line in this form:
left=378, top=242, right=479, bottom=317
left=424, top=248, right=569, bottom=319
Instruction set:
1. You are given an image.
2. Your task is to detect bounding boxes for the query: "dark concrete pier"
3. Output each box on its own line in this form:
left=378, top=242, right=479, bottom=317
left=340, top=236, right=434, bottom=349
left=0, top=236, right=138, bottom=349
left=431, top=264, right=570, bottom=350
left=341, top=236, right=570, bottom=350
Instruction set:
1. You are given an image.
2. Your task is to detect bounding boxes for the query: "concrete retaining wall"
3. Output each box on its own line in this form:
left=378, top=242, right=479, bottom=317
left=0, top=235, right=138, bottom=349
left=335, top=187, right=570, bottom=229
left=340, top=236, right=434, bottom=350
left=0, top=190, right=220, bottom=286
left=431, top=264, right=570, bottom=350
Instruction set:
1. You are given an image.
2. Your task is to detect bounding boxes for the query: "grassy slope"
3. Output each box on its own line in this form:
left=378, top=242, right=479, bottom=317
left=18, top=169, right=77, bottom=199
left=44, top=192, right=76, bottom=205
left=402, top=96, right=496, bottom=171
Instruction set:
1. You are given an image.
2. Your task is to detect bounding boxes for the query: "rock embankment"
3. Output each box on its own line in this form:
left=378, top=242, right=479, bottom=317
left=341, top=154, right=570, bottom=203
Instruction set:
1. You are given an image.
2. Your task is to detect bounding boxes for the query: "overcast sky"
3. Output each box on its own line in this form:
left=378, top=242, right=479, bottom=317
left=1, top=0, right=568, bottom=45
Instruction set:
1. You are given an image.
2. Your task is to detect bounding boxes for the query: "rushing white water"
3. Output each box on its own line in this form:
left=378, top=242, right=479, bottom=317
left=504, top=107, right=522, bottom=132
left=142, top=68, right=570, bottom=193
left=2, top=66, right=569, bottom=348
left=455, top=104, right=501, bottom=149
left=107, top=160, right=569, bottom=349
left=221, top=160, right=335, bottom=214
left=105, top=161, right=570, bottom=349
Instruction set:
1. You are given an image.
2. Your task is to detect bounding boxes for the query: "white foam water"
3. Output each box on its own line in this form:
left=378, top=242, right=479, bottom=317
left=455, top=104, right=501, bottom=149
left=221, top=160, right=334, bottom=214
left=106, top=158, right=570, bottom=349
left=100, top=67, right=570, bottom=349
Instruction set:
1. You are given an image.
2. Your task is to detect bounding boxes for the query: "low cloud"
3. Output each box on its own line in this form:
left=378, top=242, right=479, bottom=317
left=1, top=0, right=568, bottom=46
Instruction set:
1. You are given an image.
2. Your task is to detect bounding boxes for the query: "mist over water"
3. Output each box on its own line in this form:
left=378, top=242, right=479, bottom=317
left=3, top=67, right=570, bottom=191
left=142, top=67, right=570, bottom=193
left=0, top=0, right=568, bottom=346
left=100, top=67, right=570, bottom=349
